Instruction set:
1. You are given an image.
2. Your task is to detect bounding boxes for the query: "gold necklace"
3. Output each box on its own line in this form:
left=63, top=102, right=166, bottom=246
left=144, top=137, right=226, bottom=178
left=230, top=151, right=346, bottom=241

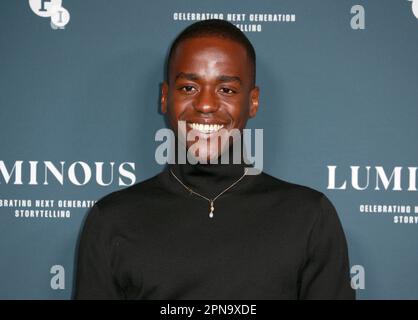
left=169, top=167, right=248, bottom=218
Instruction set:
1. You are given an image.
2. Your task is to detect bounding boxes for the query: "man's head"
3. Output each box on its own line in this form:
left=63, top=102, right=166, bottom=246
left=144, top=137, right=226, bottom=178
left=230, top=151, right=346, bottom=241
left=161, top=19, right=260, bottom=163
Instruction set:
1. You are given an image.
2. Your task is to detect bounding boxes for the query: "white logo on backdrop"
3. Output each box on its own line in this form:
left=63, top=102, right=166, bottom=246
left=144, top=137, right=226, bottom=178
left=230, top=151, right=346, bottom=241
left=409, top=0, right=418, bottom=19
left=28, top=0, right=70, bottom=29
left=350, top=5, right=365, bottom=30
left=50, top=265, right=65, bottom=290
left=350, top=265, right=365, bottom=290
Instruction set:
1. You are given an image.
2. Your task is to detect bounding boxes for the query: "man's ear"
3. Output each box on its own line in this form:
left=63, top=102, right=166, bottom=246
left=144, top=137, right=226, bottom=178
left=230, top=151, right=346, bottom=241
left=249, top=86, right=260, bottom=118
left=161, top=81, right=169, bottom=114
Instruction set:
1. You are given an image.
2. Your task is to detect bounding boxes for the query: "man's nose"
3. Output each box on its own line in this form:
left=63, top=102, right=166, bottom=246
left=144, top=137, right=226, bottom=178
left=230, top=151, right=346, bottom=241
left=193, top=88, right=219, bottom=113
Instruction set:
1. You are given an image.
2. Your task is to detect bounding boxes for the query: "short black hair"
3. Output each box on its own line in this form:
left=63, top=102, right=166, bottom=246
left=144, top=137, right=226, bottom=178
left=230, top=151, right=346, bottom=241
left=166, top=19, right=256, bottom=86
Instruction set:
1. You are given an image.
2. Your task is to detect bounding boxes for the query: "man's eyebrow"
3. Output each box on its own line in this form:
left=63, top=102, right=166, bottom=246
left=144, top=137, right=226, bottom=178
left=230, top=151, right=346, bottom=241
left=216, top=75, right=242, bottom=84
left=175, top=72, right=242, bottom=84
left=175, top=72, right=200, bottom=81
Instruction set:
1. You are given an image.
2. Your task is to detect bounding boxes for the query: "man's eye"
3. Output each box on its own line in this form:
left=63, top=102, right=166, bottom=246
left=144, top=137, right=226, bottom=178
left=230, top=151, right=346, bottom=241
left=180, top=86, right=197, bottom=93
left=219, top=87, right=236, bottom=95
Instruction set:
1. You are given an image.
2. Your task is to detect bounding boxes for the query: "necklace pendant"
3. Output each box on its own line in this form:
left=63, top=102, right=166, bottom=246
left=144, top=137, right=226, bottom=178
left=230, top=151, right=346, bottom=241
left=169, top=169, right=248, bottom=220
left=209, top=201, right=214, bottom=218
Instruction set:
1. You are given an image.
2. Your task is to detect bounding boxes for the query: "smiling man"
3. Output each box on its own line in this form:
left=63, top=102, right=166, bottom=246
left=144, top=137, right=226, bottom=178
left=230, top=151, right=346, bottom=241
left=161, top=26, right=259, bottom=165
left=74, top=19, right=355, bottom=300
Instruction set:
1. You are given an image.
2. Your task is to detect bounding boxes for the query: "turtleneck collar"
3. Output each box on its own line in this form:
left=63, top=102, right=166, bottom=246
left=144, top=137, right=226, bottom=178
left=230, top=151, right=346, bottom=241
left=164, top=141, right=254, bottom=198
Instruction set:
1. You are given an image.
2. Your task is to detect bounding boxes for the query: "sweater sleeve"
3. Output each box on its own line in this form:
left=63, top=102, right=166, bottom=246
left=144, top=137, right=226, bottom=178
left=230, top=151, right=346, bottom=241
left=298, top=194, right=355, bottom=300
left=73, top=204, right=125, bottom=299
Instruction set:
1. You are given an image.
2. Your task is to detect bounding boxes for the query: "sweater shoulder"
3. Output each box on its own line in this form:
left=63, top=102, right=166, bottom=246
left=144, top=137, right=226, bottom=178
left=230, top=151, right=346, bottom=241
left=255, top=171, right=326, bottom=204
left=254, top=171, right=340, bottom=231
left=93, top=171, right=164, bottom=216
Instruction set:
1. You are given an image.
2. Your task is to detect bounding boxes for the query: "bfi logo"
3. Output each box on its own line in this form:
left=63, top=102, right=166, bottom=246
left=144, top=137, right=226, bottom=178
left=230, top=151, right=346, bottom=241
left=29, top=0, right=70, bottom=29
left=409, top=0, right=418, bottom=19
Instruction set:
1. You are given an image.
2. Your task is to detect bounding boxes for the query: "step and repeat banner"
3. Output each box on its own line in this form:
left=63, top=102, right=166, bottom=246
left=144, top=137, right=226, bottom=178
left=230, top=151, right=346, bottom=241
left=0, top=0, right=417, bottom=299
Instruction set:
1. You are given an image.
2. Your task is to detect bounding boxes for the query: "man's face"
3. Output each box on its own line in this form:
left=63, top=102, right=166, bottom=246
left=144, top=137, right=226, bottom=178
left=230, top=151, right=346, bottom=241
left=161, top=36, right=259, bottom=163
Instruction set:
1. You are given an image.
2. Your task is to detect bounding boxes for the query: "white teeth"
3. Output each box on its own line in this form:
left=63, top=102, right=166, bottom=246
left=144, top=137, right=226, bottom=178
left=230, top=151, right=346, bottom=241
left=188, top=122, right=224, bottom=133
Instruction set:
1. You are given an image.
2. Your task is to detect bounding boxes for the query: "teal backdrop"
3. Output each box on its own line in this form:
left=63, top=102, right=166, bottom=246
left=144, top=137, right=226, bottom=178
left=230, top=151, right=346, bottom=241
left=0, top=0, right=417, bottom=299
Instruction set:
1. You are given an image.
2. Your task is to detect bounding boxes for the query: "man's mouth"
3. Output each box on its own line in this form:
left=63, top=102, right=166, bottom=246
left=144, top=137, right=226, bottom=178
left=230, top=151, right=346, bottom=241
left=187, top=122, right=225, bottom=134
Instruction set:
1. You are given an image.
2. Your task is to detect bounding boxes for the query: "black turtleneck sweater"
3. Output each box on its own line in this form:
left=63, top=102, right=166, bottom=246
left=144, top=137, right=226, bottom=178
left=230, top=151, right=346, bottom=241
left=74, top=153, right=355, bottom=300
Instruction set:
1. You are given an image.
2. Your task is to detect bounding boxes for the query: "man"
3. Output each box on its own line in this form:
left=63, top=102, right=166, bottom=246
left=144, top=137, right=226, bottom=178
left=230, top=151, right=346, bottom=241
left=74, top=19, right=355, bottom=299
